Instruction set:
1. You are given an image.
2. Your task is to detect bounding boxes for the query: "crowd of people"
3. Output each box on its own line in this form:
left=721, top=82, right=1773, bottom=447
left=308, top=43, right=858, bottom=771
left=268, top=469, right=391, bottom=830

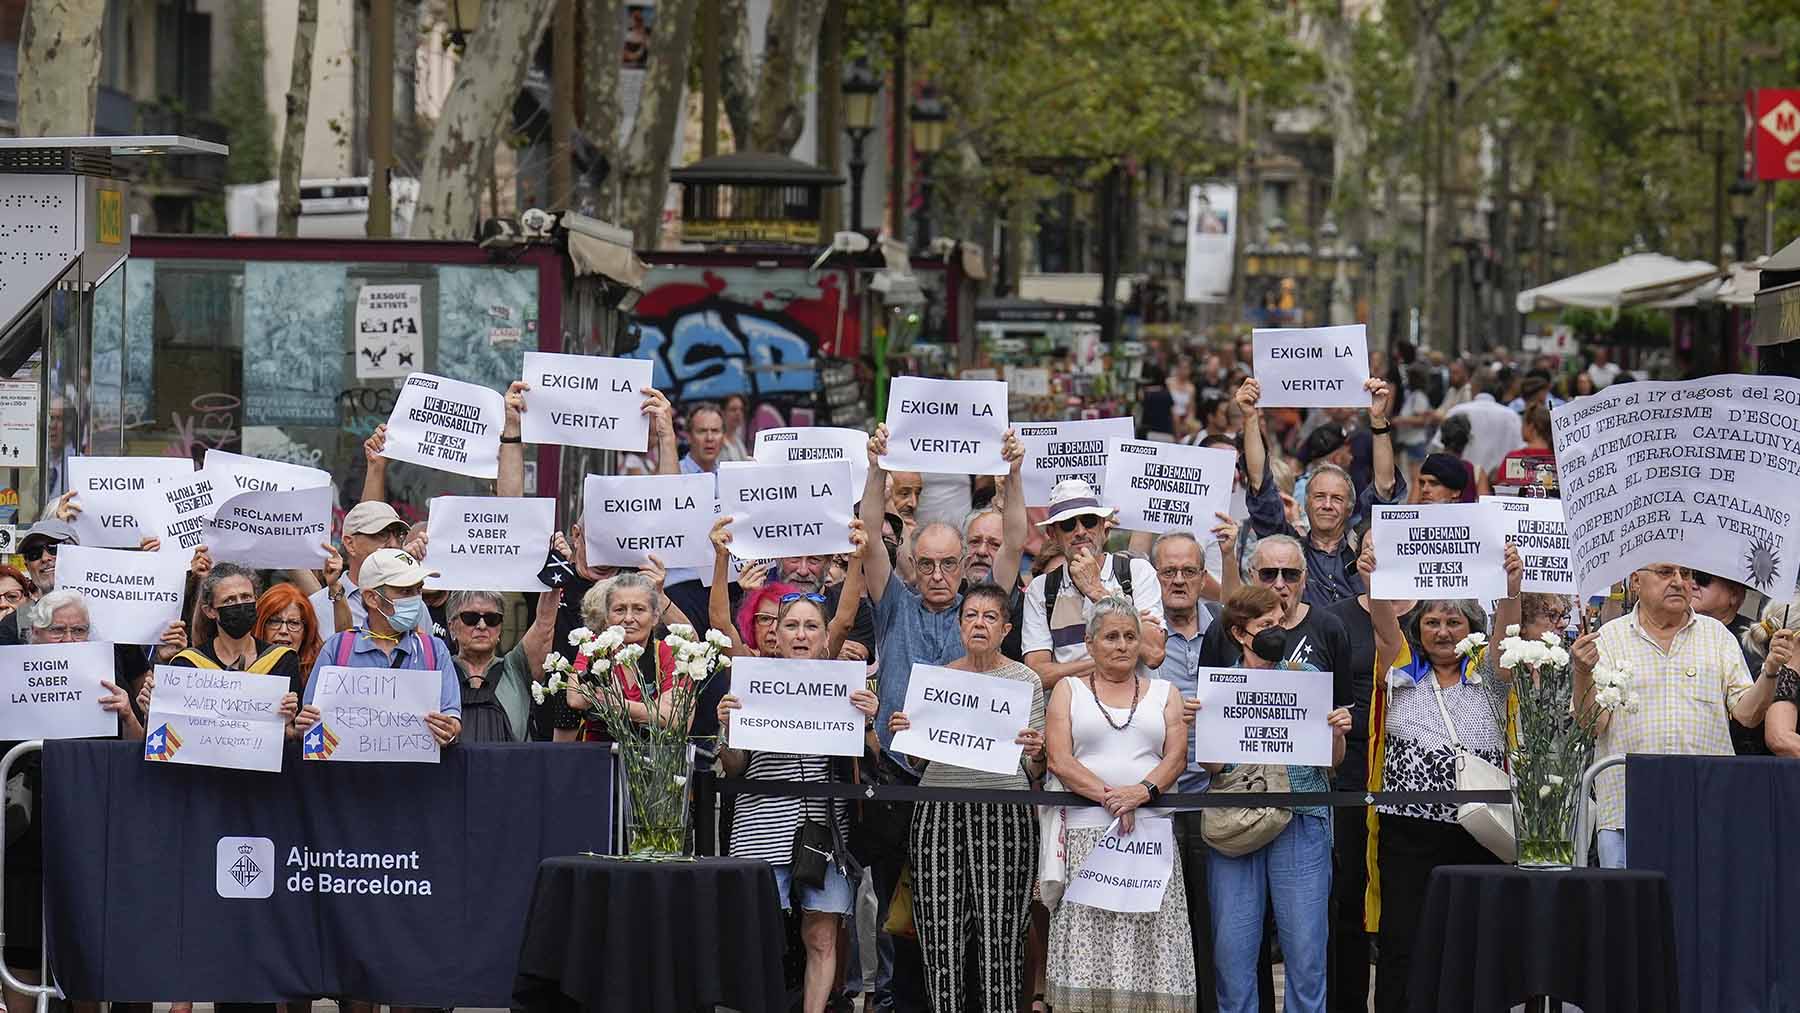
left=6, top=338, right=1796, bottom=1013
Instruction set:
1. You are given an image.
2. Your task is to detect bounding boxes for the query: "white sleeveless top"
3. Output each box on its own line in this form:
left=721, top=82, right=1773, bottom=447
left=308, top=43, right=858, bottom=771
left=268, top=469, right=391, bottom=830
left=1064, top=676, right=1173, bottom=828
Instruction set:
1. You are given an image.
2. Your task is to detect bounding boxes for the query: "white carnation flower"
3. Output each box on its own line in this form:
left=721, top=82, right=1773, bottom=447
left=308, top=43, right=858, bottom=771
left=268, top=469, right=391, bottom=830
left=568, top=627, right=594, bottom=646
left=1506, top=624, right=1521, bottom=637
left=530, top=682, right=547, bottom=705
left=1540, top=631, right=1561, bottom=646
left=1596, top=686, right=1624, bottom=710
left=1547, top=774, right=1565, bottom=786
left=667, top=623, right=697, bottom=641
left=1538, top=784, right=1553, bottom=799
left=706, top=629, right=732, bottom=649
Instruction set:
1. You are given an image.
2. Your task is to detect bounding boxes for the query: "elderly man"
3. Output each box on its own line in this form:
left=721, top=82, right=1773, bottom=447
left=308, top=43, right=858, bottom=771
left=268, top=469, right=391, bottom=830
left=24, top=590, right=149, bottom=737
left=1197, top=534, right=1353, bottom=704
left=310, top=500, right=410, bottom=636
left=1574, top=562, right=1781, bottom=868
left=1020, top=478, right=1165, bottom=690
left=1239, top=376, right=1407, bottom=607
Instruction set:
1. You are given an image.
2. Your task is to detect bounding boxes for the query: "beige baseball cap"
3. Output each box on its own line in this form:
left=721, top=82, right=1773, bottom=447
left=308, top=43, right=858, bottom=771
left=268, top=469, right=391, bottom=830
left=357, top=548, right=438, bottom=590
left=343, top=501, right=409, bottom=537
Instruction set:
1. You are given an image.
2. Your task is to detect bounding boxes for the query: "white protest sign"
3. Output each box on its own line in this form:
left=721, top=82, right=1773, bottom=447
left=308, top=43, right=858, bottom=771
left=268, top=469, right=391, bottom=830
left=717, top=459, right=854, bottom=560
left=151, top=466, right=226, bottom=552
left=1016, top=417, right=1134, bottom=507
left=1104, top=439, right=1236, bottom=535
left=1552, top=375, right=1800, bottom=598
left=0, top=641, right=118, bottom=740
left=582, top=473, right=716, bottom=569
left=880, top=376, right=1010, bottom=475
left=1062, top=817, right=1175, bottom=913
left=1370, top=502, right=1508, bottom=601
left=520, top=351, right=653, bottom=452
left=353, top=283, right=424, bottom=380
left=1482, top=496, right=1574, bottom=595
left=206, top=486, right=332, bottom=569
left=1251, top=324, right=1372, bottom=408
left=1006, top=366, right=1052, bottom=397
left=143, top=665, right=290, bottom=772
left=304, top=665, right=441, bottom=763
left=422, top=496, right=554, bottom=591
left=726, top=656, right=866, bottom=757
left=66, top=456, right=195, bottom=547
left=889, top=664, right=1034, bottom=776
left=203, top=448, right=332, bottom=493
left=1193, top=667, right=1334, bottom=766
left=753, top=426, right=870, bottom=496
left=381, top=373, right=505, bottom=479
left=57, top=545, right=188, bottom=644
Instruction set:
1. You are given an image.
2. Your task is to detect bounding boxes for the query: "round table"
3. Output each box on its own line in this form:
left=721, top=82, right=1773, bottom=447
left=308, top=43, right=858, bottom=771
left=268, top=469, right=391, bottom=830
left=1407, top=865, right=1679, bottom=1013
left=512, top=855, right=787, bottom=1013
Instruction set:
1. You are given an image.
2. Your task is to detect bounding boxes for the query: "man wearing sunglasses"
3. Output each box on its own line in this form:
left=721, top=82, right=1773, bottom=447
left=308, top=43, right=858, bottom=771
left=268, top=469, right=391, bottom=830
left=0, top=518, right=80, bottom=648
left=1020, top=478, right=1165, bottom=690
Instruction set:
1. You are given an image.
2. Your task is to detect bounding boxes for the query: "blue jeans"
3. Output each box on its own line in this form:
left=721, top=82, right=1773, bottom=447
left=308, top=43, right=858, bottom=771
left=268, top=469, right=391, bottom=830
left=1208, top=813, right=1332, bottom=1013
left=1597, top=828, right=1627, bottom=869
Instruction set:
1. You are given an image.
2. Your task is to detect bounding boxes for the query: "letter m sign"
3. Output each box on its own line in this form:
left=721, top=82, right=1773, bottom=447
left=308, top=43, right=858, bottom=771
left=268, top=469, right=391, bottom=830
left=1752, top=89, right=1800, bottom=181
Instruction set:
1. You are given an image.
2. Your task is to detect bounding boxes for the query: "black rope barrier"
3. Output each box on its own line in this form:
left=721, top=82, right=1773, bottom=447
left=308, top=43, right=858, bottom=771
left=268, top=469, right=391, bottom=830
left=714, top=777, right=1513, bottom=809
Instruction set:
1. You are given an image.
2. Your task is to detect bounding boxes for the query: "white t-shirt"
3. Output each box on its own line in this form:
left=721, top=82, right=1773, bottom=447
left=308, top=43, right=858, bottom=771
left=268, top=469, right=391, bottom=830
left=915, top=473, right=974, bottom=531
left=1021, top=553, right=1164, bottom=664
left=1587, top=361, right=1622, bottom=389
left=309, top=573, right=366, bottom=637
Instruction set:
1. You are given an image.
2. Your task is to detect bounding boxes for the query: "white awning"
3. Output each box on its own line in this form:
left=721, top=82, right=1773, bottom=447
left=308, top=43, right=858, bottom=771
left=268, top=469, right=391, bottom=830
left=1515, top=253, right=1722, bottom=314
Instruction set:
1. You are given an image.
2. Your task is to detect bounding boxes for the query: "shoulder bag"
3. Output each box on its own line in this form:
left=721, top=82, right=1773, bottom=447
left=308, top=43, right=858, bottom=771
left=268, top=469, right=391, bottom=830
left=1430, top=675, right=1516, bottom=861
left=1200, top=764, right=1293, bottom=857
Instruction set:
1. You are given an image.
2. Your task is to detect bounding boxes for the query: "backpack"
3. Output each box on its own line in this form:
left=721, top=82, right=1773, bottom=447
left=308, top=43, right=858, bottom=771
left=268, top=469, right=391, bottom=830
left=1042, top=552, right=1136, bottom=618
left=329, top=629, right=438, bottom=669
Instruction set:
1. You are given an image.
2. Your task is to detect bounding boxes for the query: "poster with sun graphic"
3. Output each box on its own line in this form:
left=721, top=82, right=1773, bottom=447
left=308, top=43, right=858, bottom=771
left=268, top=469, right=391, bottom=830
left=1552, top=375, right=1800, bottom=600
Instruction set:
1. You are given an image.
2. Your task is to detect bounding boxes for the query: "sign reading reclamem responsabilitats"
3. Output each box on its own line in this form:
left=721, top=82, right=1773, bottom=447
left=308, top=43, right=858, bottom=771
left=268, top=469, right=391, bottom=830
left=582, top=473, right=717, bottom=569
left=205, top=486, right=333, bottom=570
left=1481, top=495, right=1574, bottom=595
left=1193, top=666, right=1334, bottom=766
left=143, top=664, right=290, bottom=773
left=725, top=656, right=866, bottom=757
left=520, top=351, right=653, bottom=452
left=0, top=641, right=119, bottom=740
left=716, top=459, right=854, bottom=559
left=1370, top=502, right=1508, bottom=601
left=57, top=545, right=189, bottom=645
left=1062, top=817, right=1175, bottom=913
left=880, top=376, right=1010, bottom=475
left=381, top=372, right=505, bottom=479
left=303, top=666, right=442, bottom=763
left=888, top=664, right=1034, bottom=776
left=66, top=456, right=196, bottom=548
left=423, top=496, right=556, bottom=591
left=1251, top=324, right=1371, bottom=408
left=1017, top=417, right=1134, bottom=507
left=1103, top=439, right=1236, bottom=535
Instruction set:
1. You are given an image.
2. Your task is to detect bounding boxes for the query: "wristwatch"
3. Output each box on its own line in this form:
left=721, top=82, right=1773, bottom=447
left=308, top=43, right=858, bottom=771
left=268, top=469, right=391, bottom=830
left=1139, top=779, right=1162, bottom=803
left=1369, top=422, right=1393, bottom=435
left=500, top=434, right=523, bottom=444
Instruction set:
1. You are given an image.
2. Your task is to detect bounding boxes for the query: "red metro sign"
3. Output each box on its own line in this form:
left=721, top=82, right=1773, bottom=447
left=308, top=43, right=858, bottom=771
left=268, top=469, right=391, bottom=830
left=1751, top=89, right=1800, bottom=181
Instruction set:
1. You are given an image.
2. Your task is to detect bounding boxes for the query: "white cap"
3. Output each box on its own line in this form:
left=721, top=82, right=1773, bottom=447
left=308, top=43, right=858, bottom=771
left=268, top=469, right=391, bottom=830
left=357, top=548, right=438, bottom=590
left=1036, top=478, right=1116, bottom=528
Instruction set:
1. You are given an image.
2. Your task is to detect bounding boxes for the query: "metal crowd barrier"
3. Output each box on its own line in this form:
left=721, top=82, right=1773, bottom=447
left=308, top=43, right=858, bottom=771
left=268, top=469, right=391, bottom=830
left=711, top=778, right=1513, bottom=808
left=0, top=741, right=56, bottom=1013
left=1573, top=753, right=1626, bottom=868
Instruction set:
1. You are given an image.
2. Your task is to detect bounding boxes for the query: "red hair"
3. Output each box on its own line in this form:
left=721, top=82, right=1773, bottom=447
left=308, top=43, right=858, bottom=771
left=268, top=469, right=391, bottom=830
left=255, top=584, right=322, bottom=682
left=736, top=582, right=800, bottom=654
left=0, top=565, right=37, bottom=598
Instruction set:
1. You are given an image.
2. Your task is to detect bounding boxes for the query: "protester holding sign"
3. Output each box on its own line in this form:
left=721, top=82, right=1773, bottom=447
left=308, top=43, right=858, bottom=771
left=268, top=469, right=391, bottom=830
left=708, top=516, right=868, bottom=664
left=885, top=583, right=1046, bottom=1013
left=1044, top=596, right=1194, bottom=1013
left=1361, top=540, right=1522, bottom=1013
left=1198, top=585, right=1351, bottom=1013
left=19, top=592, right=149, bottom=738
left=880, top=376, right=1011, bottom=476
left=445, top=584, right=562, bottom=743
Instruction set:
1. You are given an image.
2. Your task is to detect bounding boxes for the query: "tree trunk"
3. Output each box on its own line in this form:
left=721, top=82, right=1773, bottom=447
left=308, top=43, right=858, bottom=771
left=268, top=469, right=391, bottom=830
left=581, top=0, right=623, bottom=216
left=1315, top=6, right=1369, bottom=261
left=718, top=0, right=755, bottom=148
left=749, top=0, right=826, bottom=154
left=618, top=0, right=699, bottom=246
left=412, top=0, right=560, bottom=239
left=14, top=0, right=107, bottom=137
left=276, top=0, right=321, bottom=238
left=394, top=0, right=427, bottom=169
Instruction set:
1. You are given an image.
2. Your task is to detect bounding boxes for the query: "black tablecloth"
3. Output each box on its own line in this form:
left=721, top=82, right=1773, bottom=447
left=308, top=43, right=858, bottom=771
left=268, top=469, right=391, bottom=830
left=513, top=855, right=787, bottom=1013
left=1627, top=753, right=1800, bottom=1013
left=1407, top=865, right=1678, bottom=1013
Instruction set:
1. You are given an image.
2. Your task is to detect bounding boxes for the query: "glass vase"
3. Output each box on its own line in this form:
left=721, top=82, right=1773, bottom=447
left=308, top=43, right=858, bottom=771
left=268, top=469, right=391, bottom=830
left=621, top=763, right=693, bottom=860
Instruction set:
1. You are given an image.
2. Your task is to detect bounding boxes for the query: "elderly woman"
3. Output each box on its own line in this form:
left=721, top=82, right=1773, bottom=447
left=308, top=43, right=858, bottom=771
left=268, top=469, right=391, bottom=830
left=1361, top=542, right=1522, bottom=1013
left=445, top=585, right=560, bottom=742
left=564, top=563, right=688, bottom=739
left=716, top=550, right=878, bottom=1013
left=708, top=516, right=864, bottom=660
left=0, top=565, right=34, bottom=620
left=887, top=581, right=1046, bottom=1013
left=1044, top=595, right=1194, bottom=1013
left=1746, top=603, right=1800, bottom=757
left=22, top=590, right=148, bottom=737
left=1201, top=586, right=1350, bottom=1013
left=254, top=584, right=324, bottom=681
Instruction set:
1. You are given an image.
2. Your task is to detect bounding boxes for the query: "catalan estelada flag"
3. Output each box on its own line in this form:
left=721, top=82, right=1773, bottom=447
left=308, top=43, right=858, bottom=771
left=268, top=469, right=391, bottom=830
left=302, top=723, right=340, bottom=760
left=143, top=724, right=182, bottom=761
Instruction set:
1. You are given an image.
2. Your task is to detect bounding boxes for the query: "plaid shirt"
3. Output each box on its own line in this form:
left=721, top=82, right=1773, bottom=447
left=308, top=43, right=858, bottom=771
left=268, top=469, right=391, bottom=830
left=1593, top=607, right=1753, bottom=830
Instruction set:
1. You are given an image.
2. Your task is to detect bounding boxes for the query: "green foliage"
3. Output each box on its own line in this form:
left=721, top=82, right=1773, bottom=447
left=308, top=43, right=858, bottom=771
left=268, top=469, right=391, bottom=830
left=214, top=0, right=275, bottom=185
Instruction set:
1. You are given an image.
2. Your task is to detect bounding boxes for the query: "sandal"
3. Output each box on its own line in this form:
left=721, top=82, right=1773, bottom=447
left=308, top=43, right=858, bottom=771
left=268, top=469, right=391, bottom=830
left=1031, top=993, right=1052, bottom=1013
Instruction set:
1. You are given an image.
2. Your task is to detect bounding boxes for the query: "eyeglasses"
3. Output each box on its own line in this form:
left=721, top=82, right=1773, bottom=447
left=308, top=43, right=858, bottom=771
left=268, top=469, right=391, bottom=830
left=0, top=590, right=25, bottom=605
left=456, top=611, right=504, bottom=628
left=780, top=592, right=828, bottom=606
left=1056, top=514, right=1104, bottom=533
left=43, top=625, right=88, bottom=638
left=1158, top=567, right=1202, bottom=581
left=1255, top=567, right=1305, bottom=585
left=21, top=542, right=61, bottom=563
left=265, top=617, right=306, bottom=632
left=914, top=558, right=960, bottom=575
left=1643, top=565, right=1694, bottom=582
left=753, top=612, right=779, bottom=627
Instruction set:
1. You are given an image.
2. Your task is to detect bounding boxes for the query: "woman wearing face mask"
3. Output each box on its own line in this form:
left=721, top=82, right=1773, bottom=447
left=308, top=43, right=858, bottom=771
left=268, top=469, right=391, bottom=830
left=166, top=563, right=305, bottom=695
left=1200, top=586, right=1351, bottom=1013
left=716, top=584, right=878, bottom=1013
left=1360, top=542, right=1521, bottom=1013
left=886, top=582, right=1046, bottom=1013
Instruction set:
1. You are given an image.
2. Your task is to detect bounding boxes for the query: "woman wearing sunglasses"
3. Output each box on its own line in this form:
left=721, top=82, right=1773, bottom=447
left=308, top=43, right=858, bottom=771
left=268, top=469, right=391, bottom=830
left=443, top=586, right=562, bottom=743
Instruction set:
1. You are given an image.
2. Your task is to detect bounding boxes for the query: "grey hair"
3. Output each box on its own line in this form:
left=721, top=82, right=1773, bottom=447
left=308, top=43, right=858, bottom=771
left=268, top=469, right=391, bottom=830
left=444, top=590, right=505, bottom=617
left=1306, top=462, right=1355, bottom=496
left=581, top=571, right=664, bottom=627
left=24, top=590, right=92, bottom=641
left=199, top=562, right=261, bottom=606
left=1404, top=599, right=1488, bottom=645
left=1149, top=531, right=1201, bottom=567
left=1083, top=594, right=1142, bottom=641
left=962, top=508, right=1002, bottom=539
left=1249, top=533, right=1305, bottom=570
left=1746, top=602, right=1800, bottom=659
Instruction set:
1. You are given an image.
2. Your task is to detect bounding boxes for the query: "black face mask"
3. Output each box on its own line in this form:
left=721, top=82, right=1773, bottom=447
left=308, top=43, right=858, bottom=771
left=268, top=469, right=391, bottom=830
left=1249, top=627, right=1288, bottom=664
left=215, top=602, right=258, bottom=640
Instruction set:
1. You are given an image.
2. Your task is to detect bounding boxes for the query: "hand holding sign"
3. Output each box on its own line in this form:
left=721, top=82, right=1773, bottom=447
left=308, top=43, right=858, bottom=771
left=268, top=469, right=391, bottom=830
left=880, top=377, right=1010, bottom=475
left=1251, top=325, right=1372, bottom=408
left=1369, top=503, right=1508, bottom=601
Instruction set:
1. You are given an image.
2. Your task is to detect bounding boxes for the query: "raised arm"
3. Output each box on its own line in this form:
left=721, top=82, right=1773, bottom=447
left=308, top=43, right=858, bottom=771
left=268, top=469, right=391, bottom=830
left=497, top=381, right=528, bottom=497
left=1360, top=542, right=1404, bottom=674
left=1237, top=378, right=1267, bottom=494
left=646, top=388, right=679, bottom=475
left=1365, top=377, right=1400, bottom=503
left=993, top=430, right=1027, bottom=593
left=1211, top=512, right=1241, bottom=597
left=1734, top=629, right=1790, bottom=728
left=707, top=517, right=749, bottom=656
left=827, top=520, right=870, bottom=661
left=859, top=425, right=896, bottom=603
left=1491, top=543, right=1523, bottom=682
left=360, top=425, right=389, bottom=503
left=520, top=582, right=564, bottom=679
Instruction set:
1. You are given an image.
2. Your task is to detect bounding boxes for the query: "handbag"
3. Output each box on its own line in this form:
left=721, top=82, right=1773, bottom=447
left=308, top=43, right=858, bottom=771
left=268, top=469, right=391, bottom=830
left=881, top=863, right=917, bottom=939
left=1036, top=774, right=1068, bottom=911
left=1201, top=763, right=1293, bottom=857
left=790, top=819, right=835, bottom=890
left=1430, top=674, right=1516, bottom=861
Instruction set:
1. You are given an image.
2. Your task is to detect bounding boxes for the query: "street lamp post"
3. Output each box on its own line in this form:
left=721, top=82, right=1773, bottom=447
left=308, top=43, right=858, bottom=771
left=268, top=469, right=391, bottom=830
left=909, top=91, right=947, bottom=250
left=1729, top=174, right=1755, bottom=263
left=842, top=61, right=881, bottom=233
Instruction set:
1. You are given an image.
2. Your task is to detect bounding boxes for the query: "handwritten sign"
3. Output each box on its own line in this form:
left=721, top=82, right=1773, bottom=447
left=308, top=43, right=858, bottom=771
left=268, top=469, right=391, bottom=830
left=717, top=459, right=854, bottom=559
left=66, top=456, right=195, bottom=547
left=0, top=641, right=117, bottom=740
left=1103, top=439, right=1236, bottom=535
left=889, top=663, right=1034, bottom=775
left=726, top=656, right=866, bottom=756
left=1251, top=324, right=1371, bottom=408
left=304, top=665, right=441, bottom=763
left=381, top=372, right=505, bottom=479
left=1017, top=417, right=1134, bottom=507
left=1063, top=817, right=1175, bottom=913
left=1552, top=375, right=1800, bottom=597
left=1370, top=502, right=1508, bottom=601
left=206, top=486, right=332, bottom=570
left=143, top=665, right=289, bottom=772
left=203, top=448, right=332, bottom=493
left=353, top=283, right=423, bottom=380
left=57, top=545, right=188, bottom=644
left=520, top=351, right=653, bottom=452
left=423, top=495, right=555, bottom=591
left=753, top=426, right=870, bottom=496
left=582, top=473, right=716, bottom=569
left=880, top=377, right=1009, bottom=475
left=1482, top=495, right=1574, bottom=594
left=1193, top=666, right=1333, bottom=766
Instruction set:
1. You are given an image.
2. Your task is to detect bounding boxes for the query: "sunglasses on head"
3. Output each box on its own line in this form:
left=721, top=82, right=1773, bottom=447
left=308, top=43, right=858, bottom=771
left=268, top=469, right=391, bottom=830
left=456, top=611, right=504, bottom=628
left=1056, top=514, right=1104, bottom=533
left=21, top=542, right=61, bottom=562
left=780, top=592, right=828, bottom=606
left=1255, top=566, right=1304, bottom=584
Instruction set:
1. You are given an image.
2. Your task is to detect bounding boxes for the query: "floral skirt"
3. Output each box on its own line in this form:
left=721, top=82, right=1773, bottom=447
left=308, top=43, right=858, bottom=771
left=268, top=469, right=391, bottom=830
left=1047, top=824, right=1197, bottom=1013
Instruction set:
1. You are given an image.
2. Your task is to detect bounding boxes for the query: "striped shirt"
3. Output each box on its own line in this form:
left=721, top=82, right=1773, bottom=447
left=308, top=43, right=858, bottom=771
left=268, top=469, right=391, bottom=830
left=1593, top=608, right=1752, bottom=830
left=728, top=751, right=848, bottom=865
